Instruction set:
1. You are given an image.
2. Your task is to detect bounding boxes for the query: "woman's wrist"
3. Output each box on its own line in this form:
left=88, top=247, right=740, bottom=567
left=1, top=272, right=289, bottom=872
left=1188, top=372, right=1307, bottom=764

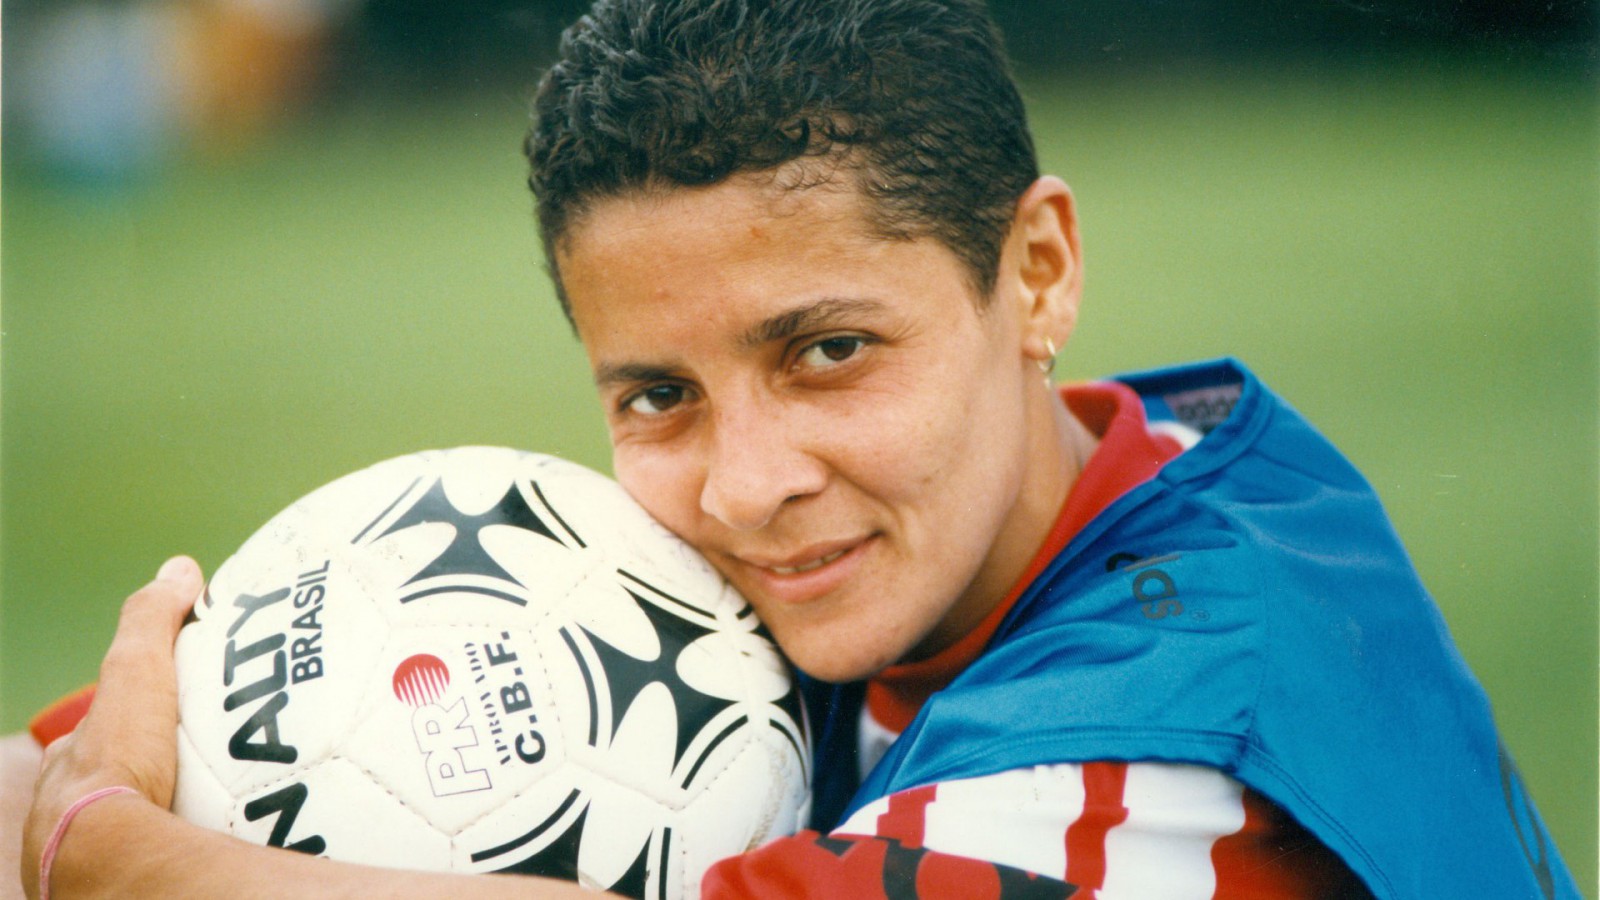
left=37, top=786, right=139, bottom=900
left=26, top=788, right=152, bottom=900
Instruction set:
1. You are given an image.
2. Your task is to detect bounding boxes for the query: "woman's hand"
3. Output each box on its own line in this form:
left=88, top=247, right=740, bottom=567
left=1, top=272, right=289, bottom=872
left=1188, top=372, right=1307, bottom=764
left=18, top=557, right=606, bottom=900
left=21, top=557, right=203, bottom=899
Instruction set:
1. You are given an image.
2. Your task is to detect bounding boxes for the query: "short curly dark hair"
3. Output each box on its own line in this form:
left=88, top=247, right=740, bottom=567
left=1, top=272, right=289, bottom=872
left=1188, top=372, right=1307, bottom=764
left=525, top=0, right=1039, bottom=318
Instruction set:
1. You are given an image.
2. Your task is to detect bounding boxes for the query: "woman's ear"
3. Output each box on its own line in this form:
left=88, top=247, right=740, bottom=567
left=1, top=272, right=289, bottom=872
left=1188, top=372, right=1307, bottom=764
left=1009, top=176, right=1083, bottom=367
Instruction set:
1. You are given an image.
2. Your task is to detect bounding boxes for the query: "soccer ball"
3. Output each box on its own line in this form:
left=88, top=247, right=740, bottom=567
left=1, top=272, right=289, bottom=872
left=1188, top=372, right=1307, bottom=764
left=172, top=447, right=811, bottom=899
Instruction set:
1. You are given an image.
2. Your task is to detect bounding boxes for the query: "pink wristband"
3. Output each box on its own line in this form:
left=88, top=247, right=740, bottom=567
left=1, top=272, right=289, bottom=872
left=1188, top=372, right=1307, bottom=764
left=38, top=785, right=138, bottom=900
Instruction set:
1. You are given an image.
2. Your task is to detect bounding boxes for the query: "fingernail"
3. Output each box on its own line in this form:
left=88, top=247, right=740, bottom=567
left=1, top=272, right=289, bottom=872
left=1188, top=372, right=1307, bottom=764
left=157, top=556, right=195, bottom=582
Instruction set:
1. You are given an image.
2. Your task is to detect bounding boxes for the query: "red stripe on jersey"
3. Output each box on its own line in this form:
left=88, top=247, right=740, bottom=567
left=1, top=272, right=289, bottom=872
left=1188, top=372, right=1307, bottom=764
left=876, top=783, right=937, bottom=849
left=1210, top=787, right=1376, bottom=899
left=701, top=829, right=1082, bottom=900
left=1063, top=761, right=1130, bottom=893
left=702, top=830, right=886, bottom=900
left=916, top=849, right=1002, bottom=898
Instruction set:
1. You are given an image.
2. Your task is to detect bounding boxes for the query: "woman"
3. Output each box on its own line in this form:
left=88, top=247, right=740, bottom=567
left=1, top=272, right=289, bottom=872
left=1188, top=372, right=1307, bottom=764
left=20, top=0, right=1575, bottom=897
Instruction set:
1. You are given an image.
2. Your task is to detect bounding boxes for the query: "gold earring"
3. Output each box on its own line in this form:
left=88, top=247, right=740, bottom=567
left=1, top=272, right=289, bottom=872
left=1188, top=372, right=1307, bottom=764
left=1037, top=337, right=1057, bottom=376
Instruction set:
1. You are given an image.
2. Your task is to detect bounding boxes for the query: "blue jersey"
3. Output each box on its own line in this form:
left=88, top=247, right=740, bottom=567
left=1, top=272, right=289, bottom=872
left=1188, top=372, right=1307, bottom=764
left=805, top=358, right=1577, bottom=899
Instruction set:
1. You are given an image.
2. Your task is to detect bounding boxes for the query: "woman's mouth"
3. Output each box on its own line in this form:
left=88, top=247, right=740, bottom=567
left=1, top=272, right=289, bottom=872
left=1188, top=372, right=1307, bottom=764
left=732, top=536, right=877, bottom=605
left=768, top=547, right=850, bottom=575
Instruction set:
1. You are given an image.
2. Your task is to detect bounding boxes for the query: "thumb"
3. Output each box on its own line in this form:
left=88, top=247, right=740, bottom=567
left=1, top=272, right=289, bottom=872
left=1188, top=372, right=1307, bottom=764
left=110, top=555, right=204, bottom=673
left=80, top=556, right=205, bottom=802
left=156, top=555, right=205, bottom=604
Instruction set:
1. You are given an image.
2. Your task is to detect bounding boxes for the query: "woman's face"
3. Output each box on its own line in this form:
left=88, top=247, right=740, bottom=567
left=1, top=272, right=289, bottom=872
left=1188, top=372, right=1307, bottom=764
left=558, top=174, right=1077, bottom=682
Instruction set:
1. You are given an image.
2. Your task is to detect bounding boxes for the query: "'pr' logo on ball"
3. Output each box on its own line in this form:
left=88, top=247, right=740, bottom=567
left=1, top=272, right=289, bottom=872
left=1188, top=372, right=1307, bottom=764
left=393, top=654, right=450, bottom=706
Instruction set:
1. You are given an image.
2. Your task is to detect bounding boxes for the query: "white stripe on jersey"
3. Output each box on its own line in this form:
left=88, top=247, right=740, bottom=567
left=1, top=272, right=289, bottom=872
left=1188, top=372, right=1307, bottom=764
left=832, top=792, right=890, bottom=838
left=1101, top=763, right=1246, bottom=899
left=835, top=765, right=1088, bottom=876
left=832, top=761, right=1249, bottom=899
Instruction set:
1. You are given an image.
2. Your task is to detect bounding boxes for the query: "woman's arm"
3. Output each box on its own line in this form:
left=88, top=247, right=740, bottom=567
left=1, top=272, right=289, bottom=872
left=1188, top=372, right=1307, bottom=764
left=4, top=733, right=44, bottom=900
left=20, top=558, right=605, bottom=900
left=33, top=795, right=599, bottom=900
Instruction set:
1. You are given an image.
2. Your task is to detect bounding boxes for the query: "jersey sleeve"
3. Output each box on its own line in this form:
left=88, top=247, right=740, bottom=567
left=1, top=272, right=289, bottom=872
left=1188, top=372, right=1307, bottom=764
left=28, top=684, right=97, bottom=748
left=700, top=826, right=1080, bottom=899
left=703, top=761, right=1372, bottom=899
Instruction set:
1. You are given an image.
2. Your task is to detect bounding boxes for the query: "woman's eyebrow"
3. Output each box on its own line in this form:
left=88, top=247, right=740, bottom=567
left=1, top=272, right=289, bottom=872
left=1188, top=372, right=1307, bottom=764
left=594, top=297, right=887, bottom=388
left=594, top=361, right=678, bottom=390
left=741, top=297, right=887, bottom=348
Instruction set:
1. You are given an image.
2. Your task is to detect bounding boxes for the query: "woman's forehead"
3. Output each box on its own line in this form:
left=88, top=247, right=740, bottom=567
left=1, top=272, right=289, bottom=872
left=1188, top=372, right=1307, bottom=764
left=572, top=170, right=868, bottom=244
left=560, top=182, right=907, bottom=313
left=559, top=182, right=982, bottom=365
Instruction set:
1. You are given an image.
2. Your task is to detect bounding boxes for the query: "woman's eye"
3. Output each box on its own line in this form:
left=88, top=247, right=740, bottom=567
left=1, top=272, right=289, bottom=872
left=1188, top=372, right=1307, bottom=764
left=798, top=336, right=866, bottom=369
left=624, top=384, right=687, bottom=416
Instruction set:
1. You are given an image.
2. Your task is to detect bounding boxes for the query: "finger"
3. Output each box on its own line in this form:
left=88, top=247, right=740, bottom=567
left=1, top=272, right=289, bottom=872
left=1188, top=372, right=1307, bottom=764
left=77, top=557, right=205, bottom=796
left=92, top=556, right=203, bottom=703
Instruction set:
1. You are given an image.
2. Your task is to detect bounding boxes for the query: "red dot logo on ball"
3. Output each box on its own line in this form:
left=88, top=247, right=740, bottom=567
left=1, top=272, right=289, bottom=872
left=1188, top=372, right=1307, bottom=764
left=393, top=654, right=450, bottom=707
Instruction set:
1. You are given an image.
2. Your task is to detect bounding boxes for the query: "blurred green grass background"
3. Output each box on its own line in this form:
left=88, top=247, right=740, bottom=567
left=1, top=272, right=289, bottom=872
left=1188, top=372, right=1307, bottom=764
left=3, top=63, right=1596, bottom=889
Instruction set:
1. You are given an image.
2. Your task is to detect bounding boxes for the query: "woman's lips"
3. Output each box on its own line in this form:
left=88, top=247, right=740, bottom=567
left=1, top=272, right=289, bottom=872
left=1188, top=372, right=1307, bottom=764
left=732, top=536, right=875, bottom=605
left=768, top=547, right=849, bottom=575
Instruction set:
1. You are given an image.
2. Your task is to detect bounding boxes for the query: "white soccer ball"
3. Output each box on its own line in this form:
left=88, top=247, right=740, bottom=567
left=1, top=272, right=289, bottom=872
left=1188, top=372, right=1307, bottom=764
left=172, top=447, right=811, bottom=899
